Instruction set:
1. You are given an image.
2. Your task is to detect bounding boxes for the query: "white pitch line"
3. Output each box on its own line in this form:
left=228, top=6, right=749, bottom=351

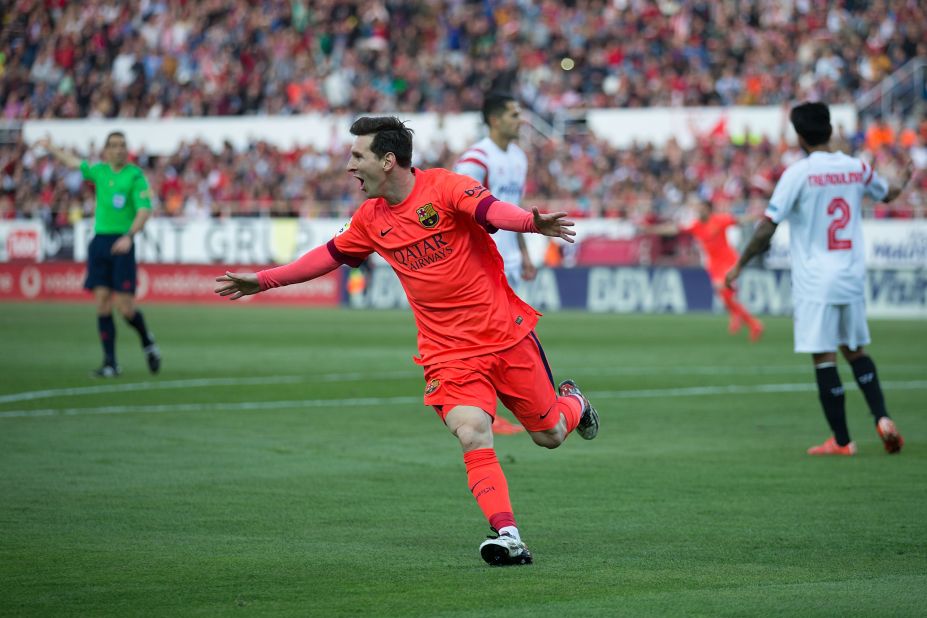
left=1, top=380, right=925, bottom=419
left=0, top=396, right=423, bottom=418
left=4, top=364, right=925, bottom=406
left=597, top=380, right=927, bottom=399
left=0, top=376, right=307, bottom=405
left=0, top=371, right=425, bottom=405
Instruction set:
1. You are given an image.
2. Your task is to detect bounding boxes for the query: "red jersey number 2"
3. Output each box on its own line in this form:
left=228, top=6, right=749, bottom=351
left=827, top=197, right=852, bottom=250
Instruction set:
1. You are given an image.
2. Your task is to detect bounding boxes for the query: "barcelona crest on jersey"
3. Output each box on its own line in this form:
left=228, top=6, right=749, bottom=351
left=416, top=203, right=439, bottom=228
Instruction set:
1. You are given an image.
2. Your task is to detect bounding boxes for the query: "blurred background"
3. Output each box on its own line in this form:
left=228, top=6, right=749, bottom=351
left=1, top=0, right=925, bottom=316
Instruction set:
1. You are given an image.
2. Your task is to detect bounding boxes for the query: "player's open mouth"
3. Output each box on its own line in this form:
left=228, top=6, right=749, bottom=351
left=354, top=176, right=366, bottom=191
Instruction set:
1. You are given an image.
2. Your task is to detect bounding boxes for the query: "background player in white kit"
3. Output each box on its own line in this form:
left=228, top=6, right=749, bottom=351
left=456, top=93, right=537, bottom=436
left=726, top=102, right=914, bottom=456
left=456, top=93, right=536, bottom=286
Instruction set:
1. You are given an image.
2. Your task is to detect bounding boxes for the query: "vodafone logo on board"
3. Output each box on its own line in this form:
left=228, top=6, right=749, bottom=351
left=20, top=266, right=41, bottom=299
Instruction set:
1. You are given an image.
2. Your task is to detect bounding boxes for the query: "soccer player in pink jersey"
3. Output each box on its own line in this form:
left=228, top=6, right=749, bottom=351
left=455, top=92, right=535, bottom=435
left=727, top=102, right=913, bottom=456
left=641, top=197, right=764, bottom=342
left=215, top=117, right=599, bottom=566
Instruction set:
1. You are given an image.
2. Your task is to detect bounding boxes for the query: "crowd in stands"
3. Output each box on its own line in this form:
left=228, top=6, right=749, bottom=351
left=3, top=113, right=925, bottom=226
left=1, top=0, right=925, bottom=120
left=2, top=0, right=926, bottom=225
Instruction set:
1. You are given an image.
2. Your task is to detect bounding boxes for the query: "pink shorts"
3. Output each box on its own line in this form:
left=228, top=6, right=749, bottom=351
left=423, top=332, right=558, bottom=432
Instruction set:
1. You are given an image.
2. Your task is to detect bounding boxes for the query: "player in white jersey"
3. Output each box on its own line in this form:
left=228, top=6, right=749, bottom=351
left=727, top=102, right=913, bottom=456
left=455, top=93, right=536, bottom=436
left=455, top=93, right=536, bottom=286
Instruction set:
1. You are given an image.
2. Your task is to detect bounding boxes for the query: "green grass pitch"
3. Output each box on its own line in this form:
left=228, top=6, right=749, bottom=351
left=1, top=303, right=925, bottom=616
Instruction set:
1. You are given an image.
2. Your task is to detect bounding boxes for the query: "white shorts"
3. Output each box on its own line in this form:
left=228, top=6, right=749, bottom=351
left=792, top=298, right=870, bottom=353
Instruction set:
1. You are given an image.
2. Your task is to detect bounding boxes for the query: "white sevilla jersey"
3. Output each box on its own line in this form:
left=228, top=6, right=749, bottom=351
left=454, top=137, right=528, bottom=276
left=766, top=151, right=889, bottom=304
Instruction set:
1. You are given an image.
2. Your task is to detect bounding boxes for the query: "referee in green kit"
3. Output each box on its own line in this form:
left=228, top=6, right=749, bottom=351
left=40, top=132, right=161, bottom=377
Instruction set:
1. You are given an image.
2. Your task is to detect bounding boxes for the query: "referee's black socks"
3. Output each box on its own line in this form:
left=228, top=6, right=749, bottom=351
left=815, top=363, right=851, bottom=446
left=98, top=315, right=116, bottom=366
left=850, top=355, right=888, bottom=422
left=125, top=310, right=154, bottom=348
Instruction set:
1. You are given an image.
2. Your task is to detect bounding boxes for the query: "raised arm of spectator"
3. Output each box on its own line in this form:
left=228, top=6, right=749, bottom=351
left=36, top=137, right=81, bottom=169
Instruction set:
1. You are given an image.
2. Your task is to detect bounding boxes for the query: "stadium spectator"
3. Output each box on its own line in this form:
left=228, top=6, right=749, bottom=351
left=8, top=111, right=925, bottom=229
left=214, top=116, right=599, bottom=566
left=39, top=132, right=162, bottom=378
left=1, top=1, right=924, bottom=119
left=726, top=102, right=914, bottom=456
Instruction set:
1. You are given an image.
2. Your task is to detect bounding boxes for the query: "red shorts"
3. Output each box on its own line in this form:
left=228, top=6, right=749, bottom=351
left=707, top=260, right=736, bottom=286
left=423, top=332, right=558, bottom=432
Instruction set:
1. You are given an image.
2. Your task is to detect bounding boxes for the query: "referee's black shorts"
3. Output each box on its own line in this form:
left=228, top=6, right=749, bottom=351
left=84, top=234, right=137, bottom=293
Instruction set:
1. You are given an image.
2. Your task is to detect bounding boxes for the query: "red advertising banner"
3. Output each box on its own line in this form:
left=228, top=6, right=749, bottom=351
left=0, top=263, right=342, bottom=306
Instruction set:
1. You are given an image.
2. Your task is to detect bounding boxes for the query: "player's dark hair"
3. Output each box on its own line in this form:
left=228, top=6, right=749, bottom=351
left=349, top=116, right=414, bottom=168
left=790, top=102, right=832, bottom=146
left=104, top=131, right=126, bottom=147
left=482, top=92, right=516, bottom=126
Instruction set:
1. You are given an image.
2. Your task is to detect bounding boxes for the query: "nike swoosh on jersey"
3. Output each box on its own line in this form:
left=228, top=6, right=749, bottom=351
left=380, top=227, right=393, bottom=237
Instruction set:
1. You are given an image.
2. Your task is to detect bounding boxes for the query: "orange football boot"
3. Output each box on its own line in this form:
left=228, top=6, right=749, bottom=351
left=748, top=320, right=764, bottom=343
left=728, top=314, right=743, bottom=334
left=807, top=436, right=857, bottom=456
left=876, top=417, right=904, bottom=454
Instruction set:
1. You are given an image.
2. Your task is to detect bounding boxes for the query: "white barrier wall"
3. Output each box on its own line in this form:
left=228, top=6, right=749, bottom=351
left=21, top=105, right=854, bottom=155
left=22, top=113, right=483, bottom=157
left=586, top=105, right=856, bottom=149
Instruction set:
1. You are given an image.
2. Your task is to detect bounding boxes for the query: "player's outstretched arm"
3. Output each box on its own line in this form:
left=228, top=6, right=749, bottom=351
left=215, top=244, right=342, bottom=301
left=531, top=208, right=576, bottom=243
left=36, top=136, right=82, bottom=169
left=483, top=200, right=577, bottom=242
left=883, top=159, right=915, bottom=203
left=638, top=222, right=680, bottom=236
left=725, top=217, right=777, bottom=289
left=215, top=272, right=261, bottom=300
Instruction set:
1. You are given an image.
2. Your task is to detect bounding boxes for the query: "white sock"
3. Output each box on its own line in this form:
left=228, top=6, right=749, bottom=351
left=499, top=526, right=520, bottom=541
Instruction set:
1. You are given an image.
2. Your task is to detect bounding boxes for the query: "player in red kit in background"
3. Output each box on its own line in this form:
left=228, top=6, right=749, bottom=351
left=641, top=198, right=764, bottom=341
left=215, top=117, right=599, bottom=567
